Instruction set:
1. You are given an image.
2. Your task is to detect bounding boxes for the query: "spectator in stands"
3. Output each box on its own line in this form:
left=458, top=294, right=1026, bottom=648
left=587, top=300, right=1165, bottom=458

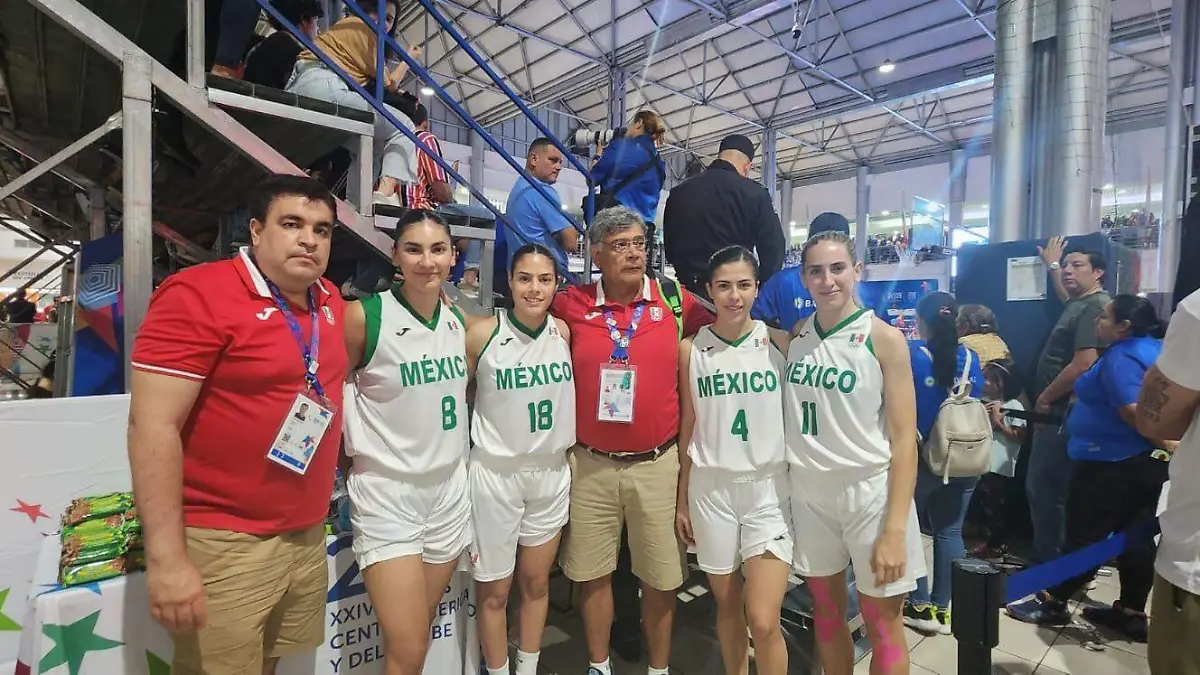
left=499, top=138, right=580, bottom=285
left=956, top=303, right=1011, bottom=365
left=551, top=206, right=712, bottom=675
left=1008, top=295, right=1172, bottom=642
left=209, top=0, right=262, bottom=80
left=590, top=111, right=667, bottom=269
left=243, top=0, right=324, bottom=89
left=1027, top=237, right=1110, bottom=563
left=285, top=0, right=420, bottom=207
left=752, top=212, right=849, bottom=331
left=3, top=288, right=37, bottom=324
left=904, top=292, right=983, bottom=636
left=404, top=104, right=453, bottom=210
left=128, top=175, right=347, bottom=673
left=1138, top=288, right=1200, bottom=673
left=663, top=134, right=785, bottom=300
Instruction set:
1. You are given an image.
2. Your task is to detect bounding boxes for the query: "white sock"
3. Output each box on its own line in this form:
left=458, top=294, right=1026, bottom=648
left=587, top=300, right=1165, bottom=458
left=589, top=658, right=613, bottom=675
left=514, top=650, right=539, bottom=675
left=485, top=661, right=509, bottom=675
left=647, top=667, right=670, bottom=675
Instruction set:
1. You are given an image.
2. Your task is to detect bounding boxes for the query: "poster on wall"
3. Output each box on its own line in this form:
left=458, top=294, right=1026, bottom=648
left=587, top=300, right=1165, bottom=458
left=71, top=234, right=125, bottom=396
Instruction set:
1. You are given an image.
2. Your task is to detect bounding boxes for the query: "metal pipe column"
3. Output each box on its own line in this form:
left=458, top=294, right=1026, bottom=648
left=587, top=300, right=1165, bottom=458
left=990, top=0, right=1033, bottom=243
left=122, top=53, right=155, bottom=389
left=468, top=131, right=486, bottom=207
left=1053, top=0, right=1110, bottom=237
left=608, top=68, right=628, bottom=128
left=1159, top=0, right=1190, bottom=296
left=949, top=149, right=968, bottom=234
left=762, top=127, right=778, bottom=202
left=1027, top=37, right=1058, bottom=240
left=780, top=178, right=794, bottom=241
left=855, top=165, right=870, bottom=263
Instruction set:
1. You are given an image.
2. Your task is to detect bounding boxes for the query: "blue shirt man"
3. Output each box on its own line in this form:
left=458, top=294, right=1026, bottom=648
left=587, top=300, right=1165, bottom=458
left=500, top=138, right=580, bottom=275
left=752, top=212, right=848, bottom=329
left=1066, top=335, right=1163, bottom=461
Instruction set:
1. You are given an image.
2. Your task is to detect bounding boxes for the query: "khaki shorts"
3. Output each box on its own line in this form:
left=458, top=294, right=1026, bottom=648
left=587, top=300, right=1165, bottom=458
left=172, top=525, right=327, bottom=674
left=1149, top=573, right=1200, bottom=675
left=559, top=444, right=686, bottom=591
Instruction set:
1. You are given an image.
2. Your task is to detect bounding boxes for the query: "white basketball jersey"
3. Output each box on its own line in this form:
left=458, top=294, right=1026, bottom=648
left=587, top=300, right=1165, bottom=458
left=343, top=288, right=469, bottom=476
left=472, top=312, right=576, bottom=460
left=687, top=321, right=786, bottom=473
left=783, top=307, right=891, bottom=474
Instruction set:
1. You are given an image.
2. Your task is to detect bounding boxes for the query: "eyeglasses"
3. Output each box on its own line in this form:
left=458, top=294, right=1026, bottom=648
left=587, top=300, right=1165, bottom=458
left=605, top=237, right=647, bottom=253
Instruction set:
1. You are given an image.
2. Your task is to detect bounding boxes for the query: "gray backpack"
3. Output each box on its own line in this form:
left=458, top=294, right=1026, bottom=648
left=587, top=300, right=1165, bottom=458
left=919, top=348, right=992, bottom=483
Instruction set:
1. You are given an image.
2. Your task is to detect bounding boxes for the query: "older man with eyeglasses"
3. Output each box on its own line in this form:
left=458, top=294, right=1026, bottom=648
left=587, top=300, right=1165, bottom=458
left=551, top=206, right=713, bottom=675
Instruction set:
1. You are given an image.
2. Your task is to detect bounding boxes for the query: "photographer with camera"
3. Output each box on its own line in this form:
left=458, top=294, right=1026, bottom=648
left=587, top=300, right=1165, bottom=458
left=587, top=111, right=668, bottom=269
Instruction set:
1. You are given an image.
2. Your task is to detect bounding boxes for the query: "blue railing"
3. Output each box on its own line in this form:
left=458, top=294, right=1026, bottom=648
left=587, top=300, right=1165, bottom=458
left=256, top=0, right=594, bottom=284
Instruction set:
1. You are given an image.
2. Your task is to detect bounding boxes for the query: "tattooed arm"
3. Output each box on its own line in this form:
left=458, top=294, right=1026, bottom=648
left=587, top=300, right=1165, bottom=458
left=1136, top=366, right=1200, bottom=442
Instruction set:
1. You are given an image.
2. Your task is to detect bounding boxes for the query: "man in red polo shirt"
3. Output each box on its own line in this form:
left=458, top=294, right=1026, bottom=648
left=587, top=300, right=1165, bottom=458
left=552, top=206, right=712, bottom=675
left=128, top=174, right=348, bottom=674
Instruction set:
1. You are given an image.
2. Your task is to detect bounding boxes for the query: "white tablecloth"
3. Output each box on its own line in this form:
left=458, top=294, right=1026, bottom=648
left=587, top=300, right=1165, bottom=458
left=16, top=534, right=479, bottom=675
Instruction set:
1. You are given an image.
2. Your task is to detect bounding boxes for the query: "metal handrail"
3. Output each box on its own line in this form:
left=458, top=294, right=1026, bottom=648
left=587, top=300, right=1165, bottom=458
left=256, top=0, right=593, bottom=283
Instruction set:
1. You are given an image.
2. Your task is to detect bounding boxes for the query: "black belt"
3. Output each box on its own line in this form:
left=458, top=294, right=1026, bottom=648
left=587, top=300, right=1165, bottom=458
left=583, top=437, right=677, bottom=463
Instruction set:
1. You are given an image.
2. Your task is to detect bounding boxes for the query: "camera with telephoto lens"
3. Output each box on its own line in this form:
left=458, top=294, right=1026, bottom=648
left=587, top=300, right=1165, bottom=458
left=566, top=127, right=627, bottom=155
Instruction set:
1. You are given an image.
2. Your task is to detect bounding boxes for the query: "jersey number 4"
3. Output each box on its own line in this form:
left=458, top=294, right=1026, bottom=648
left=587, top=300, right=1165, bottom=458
left=527, top=399, right=554, bottom=433
left=730, top=409, right=750, bottom=441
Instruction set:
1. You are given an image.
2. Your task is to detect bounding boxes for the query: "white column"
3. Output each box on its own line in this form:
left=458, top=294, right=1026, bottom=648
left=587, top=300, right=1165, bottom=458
left=949, top=150, right=968, bottom=238
left=855, top=166, right=870, bottom=263
left=122, top=53, right=154, bottom=391
left=1159, top=0, right=1190, bottom=296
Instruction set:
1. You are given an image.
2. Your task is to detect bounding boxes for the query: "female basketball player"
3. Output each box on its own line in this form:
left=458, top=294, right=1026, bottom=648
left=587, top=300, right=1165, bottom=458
left=783, top=230, right=923, bottom=675
left=342, top=209, right=471, bottom=674
left=467, top=243, right=575, bottom=675
left=675, top=246, right=793, bottom=675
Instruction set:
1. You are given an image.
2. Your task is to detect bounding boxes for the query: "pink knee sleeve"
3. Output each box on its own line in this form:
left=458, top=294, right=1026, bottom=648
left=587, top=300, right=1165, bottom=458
left=861, top=601, right=904, bottom=672
left=807, top=578, right=843, bottom=642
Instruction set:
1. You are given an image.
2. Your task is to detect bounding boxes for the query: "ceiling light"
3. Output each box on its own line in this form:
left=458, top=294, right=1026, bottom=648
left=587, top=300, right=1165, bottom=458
left=420, top=86, right=435, bottom=96
left=878, top=59, right=896, bottom=74
left=881, top=210, right=890, bottom=216
left=1102, top=183, right=1114, bottom=190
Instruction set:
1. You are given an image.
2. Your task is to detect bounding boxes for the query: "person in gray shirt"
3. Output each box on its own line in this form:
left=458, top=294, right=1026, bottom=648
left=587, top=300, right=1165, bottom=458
left=1026, top=236, right=1111, bottom=562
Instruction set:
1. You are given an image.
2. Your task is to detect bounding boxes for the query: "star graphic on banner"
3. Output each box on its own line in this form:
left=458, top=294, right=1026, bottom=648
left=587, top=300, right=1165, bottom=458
left=39, top=582, right=103, bottom=597
left=39, top=611, right=123, bottom=675
left=146, top=650, right=171, bottom=675
left=14, top=661, right=30, bottom=675
left=10, top=499, right=49, bottom=523
left=0, top=588, right=21, bottom=631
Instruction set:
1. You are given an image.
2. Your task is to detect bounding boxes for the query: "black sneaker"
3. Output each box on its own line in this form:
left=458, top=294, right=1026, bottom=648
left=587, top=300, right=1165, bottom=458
left=903, top=603, right=941, bottom=633
left=1006, top=593, right=1071, bottom=626
left=1082, top=603, right=1149, bottom=643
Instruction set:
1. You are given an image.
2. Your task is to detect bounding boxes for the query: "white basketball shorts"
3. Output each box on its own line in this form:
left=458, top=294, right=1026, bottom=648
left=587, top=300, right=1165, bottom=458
left=347, top=460, right=472, bottom=569
left=469, top=453, right=570, bottom=582
left=689, top=466, right=793, bottom=575
left=788, top=466, right=925, bottom=598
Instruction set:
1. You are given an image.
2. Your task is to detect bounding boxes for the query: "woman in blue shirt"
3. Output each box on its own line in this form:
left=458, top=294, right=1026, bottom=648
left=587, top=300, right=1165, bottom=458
left=1007, top=295, right=1174, bottom=641
left=904, top=292, right=983, bottom=635
left=590, top=111, right=666, bottom=264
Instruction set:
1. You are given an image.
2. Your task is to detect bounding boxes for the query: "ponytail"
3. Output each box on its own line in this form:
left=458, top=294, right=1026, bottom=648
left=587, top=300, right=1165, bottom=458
left=917, top=292, right=960, bottom=389
left=1110, top=294, right=1167, bottom=339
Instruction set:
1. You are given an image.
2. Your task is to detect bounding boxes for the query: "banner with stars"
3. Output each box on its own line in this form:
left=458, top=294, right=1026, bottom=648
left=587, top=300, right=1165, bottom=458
left=0, top=395, right=132, bottom=672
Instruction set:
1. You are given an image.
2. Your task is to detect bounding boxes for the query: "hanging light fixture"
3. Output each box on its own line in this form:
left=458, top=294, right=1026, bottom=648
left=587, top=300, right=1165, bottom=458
left=878, top=59, right=896, bottom=74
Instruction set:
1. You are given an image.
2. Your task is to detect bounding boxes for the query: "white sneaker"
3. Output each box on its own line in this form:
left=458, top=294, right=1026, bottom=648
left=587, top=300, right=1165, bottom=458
left=374, top=191, right=401, bottom=208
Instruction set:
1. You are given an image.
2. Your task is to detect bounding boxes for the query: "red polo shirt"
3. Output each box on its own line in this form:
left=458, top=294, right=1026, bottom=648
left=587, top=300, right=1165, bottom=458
left=552, top=276, right=712, bottom=452
left=131, top=249, right=348, bottom=535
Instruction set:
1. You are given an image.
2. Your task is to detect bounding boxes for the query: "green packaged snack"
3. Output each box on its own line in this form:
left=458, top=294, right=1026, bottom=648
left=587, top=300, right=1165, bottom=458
left=61, top=557, right=128, bottom=586
left=62, top=515, right=126, bottom=539
left=61, top=539, right=126, bottom=568
left=62, top=493, right=134, bottom=527
left=62, top=527, right=125, bottom=553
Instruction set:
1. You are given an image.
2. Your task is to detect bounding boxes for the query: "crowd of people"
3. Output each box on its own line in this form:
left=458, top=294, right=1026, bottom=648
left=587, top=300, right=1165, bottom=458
left=118, top=171, right=1200, bottom=675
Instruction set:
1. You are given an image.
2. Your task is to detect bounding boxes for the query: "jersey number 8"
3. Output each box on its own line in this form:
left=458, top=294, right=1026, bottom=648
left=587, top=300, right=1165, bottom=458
left=441, top=396, right=457, bottom=430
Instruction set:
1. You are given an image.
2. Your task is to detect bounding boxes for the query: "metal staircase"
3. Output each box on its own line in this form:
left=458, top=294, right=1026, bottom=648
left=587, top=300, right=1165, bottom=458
left=13, top=0, right=598, bottom=385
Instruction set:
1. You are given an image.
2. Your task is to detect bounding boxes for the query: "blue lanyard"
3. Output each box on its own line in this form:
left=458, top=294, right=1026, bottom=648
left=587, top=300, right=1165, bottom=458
left=266, top=281, right=324, bottom=399
left=604, top=302, right=646, bottom=362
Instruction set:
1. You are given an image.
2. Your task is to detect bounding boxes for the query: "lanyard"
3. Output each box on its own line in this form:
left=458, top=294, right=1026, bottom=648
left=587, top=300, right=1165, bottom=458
left=266, top=281, right=324, bottom=399
left=604, top=302, right=646, bottom=362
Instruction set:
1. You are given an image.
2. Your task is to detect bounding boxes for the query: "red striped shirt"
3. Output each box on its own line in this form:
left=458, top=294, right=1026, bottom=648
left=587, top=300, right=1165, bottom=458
left=405, top=130, right=449, bottom=210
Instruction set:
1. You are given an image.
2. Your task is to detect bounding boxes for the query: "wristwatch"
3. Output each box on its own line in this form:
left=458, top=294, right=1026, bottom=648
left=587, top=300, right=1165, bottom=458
left=1047, top=261, right=1061, bottom=271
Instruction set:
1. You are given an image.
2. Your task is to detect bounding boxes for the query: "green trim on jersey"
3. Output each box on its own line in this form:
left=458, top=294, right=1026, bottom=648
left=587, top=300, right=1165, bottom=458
left=865, top=334, right=876, bottom=356
left=448, top=303, right=466, bottom=327
left=709, top=323, right=754, bottom=348
left=391, top=283, right=442, bottom=331
left=360, top=293, right=383, bottom=368
left=478, top=316, right=502, bottom=359
left=814, top=306, right=870, bottom=340
left=507, top=310, right=547, bottom=339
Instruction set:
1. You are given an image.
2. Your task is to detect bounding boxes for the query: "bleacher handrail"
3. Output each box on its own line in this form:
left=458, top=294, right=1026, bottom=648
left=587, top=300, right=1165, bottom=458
left=258, top=0, right=589, bottom=283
